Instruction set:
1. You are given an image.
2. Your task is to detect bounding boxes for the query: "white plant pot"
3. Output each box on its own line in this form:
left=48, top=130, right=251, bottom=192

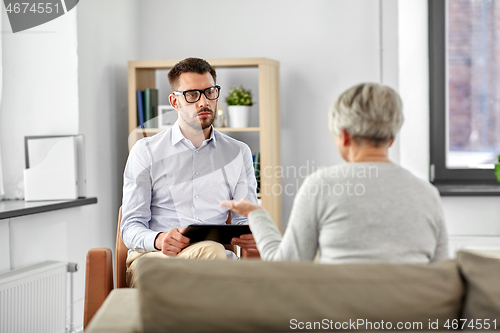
left=228, top=105, right=251, bottom=128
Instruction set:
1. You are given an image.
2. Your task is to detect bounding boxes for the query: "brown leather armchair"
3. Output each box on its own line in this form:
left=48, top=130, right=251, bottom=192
left=83, top=207, right=259, bottom=329
left=84, top=207, right=127, bottom=329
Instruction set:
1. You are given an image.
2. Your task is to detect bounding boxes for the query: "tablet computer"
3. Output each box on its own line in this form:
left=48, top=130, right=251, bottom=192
left=182, top=225, right=251, bottom=244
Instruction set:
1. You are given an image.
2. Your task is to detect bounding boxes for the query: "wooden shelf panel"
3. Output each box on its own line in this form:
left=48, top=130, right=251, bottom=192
left=129, top=58, right=279, bottom=70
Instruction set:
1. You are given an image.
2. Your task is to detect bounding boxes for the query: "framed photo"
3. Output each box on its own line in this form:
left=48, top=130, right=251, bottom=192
left=158, top=105, right=177, bottom=128
left=24, top=135, right=86, bottom=200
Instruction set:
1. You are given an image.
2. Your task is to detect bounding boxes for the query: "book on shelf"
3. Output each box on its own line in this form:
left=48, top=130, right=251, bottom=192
left=254, top=152, right=260, bottom=193
left=144, top=88, right=159, bottom=128
left=136, top=90, right=145, bottom=128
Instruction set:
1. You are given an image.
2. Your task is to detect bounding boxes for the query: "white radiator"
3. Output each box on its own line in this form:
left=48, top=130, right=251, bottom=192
left=0, top=261, right=67, bottom=333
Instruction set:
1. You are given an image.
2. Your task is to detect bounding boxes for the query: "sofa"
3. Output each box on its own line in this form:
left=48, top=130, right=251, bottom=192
left=85, top=250, right=500, bottom=332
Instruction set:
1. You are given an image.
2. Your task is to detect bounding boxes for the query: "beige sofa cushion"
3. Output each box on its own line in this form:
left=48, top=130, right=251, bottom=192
left=136, top=258, right=463, bottom=333
left=458, top=250, right=500, bottom=322
left=85, top=288, right=141, bottom=333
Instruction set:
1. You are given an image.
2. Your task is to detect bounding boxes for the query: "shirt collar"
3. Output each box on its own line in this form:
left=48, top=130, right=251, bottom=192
left=171, top=121, right=217, bottom=148
left=171, top=121, right=184, bottom=146
left=208, top=127, right=217, bottom=147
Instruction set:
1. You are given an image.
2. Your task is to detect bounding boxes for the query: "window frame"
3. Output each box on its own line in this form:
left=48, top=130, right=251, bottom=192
left=428, top=0, right=500, bottom=195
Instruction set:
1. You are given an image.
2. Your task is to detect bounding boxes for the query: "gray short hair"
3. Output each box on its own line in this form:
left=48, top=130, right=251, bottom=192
left=329, top=83, right=403, bottom=145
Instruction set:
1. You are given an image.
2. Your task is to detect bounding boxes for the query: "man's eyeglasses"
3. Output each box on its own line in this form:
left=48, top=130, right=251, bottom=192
left=173, top=85, right=221, bottom=103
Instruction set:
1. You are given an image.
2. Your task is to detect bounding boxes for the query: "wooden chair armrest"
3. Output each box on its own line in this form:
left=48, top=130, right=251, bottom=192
left=84, top=247, right=114, bottom=329
left=241, top=248, right=261, bottom=259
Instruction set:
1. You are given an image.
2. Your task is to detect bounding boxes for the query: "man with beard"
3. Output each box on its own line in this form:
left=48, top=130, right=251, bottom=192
left=121, top=58, right=259, bottom=286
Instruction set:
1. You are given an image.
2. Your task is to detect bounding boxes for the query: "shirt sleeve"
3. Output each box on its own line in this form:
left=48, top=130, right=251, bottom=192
left=121, top=140, right=160, bottom=253
left=231, top=144, right=258, bottom=225
left=248, top=175, right=319, bottom=261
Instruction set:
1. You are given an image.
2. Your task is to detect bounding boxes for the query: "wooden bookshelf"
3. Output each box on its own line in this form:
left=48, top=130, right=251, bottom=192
left=128, top=58, right=281, bottom=229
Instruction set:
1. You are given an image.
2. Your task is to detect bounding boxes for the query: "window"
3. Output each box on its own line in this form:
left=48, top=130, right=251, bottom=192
left=429, top=0, right=500, bottom=195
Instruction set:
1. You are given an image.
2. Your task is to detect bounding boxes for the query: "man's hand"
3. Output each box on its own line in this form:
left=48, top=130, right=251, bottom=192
left=220, top=199, right=263, bottom=217
left=231, top=233, right=259, bottom=254
left=155, top=227, right=190, bottom=256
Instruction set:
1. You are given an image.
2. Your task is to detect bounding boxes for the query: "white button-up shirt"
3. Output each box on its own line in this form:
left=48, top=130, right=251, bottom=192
left=121, top=121, right=258, bottom=253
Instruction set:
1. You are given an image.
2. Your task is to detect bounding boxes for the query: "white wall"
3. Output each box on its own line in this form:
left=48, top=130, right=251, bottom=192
left=0, top=4, right=80, bottom=266
left=381, top=0, right=400, bottom=162
left=1, top=6, right=79, bottom=199
left=71, top=1, right=138, bottom=328
left=77, top=0, right=138, bottom=249
left=0, top=1, right=138, bottom=330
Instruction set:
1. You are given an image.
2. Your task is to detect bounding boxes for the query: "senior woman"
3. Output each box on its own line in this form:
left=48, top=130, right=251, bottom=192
left=222, top=83, right=448, bottom=263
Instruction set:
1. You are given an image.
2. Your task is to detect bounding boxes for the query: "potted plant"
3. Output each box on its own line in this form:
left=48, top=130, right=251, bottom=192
left=225, top=86, right=253, bottom=128
left=495, top=155, right=500, bottom=184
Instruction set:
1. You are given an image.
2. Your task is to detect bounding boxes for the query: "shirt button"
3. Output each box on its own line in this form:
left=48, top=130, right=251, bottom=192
left=195, top=195, right=199, bottom=199
left=195, top=172, right=199, bottom=175
left=195, top=150, right=199, bottom=154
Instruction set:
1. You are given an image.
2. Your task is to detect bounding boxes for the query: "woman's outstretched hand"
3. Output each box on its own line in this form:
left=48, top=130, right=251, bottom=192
left=220, top=199, right=263, bottom=217
left=220, top=199, right=263, bottom=254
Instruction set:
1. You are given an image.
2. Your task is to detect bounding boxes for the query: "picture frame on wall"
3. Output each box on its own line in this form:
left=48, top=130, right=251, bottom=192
left=23, top=135, right=86, bottom=201
left=158, top=105, right=177, bottom=129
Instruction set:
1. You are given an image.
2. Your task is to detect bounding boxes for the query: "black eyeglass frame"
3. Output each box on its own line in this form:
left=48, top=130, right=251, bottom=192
left=172, top=85, right=221, bottom=103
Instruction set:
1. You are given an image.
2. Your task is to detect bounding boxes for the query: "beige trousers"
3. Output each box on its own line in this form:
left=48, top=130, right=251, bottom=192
left=126, top=240, right=227, bottom=287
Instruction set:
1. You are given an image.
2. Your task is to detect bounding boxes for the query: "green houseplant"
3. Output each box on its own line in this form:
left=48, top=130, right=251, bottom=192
left=226, top=86, right=253, bottom=106
left=495, top=155, right=500, bottom=184
left=225, top=86, right=253, bottom=128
